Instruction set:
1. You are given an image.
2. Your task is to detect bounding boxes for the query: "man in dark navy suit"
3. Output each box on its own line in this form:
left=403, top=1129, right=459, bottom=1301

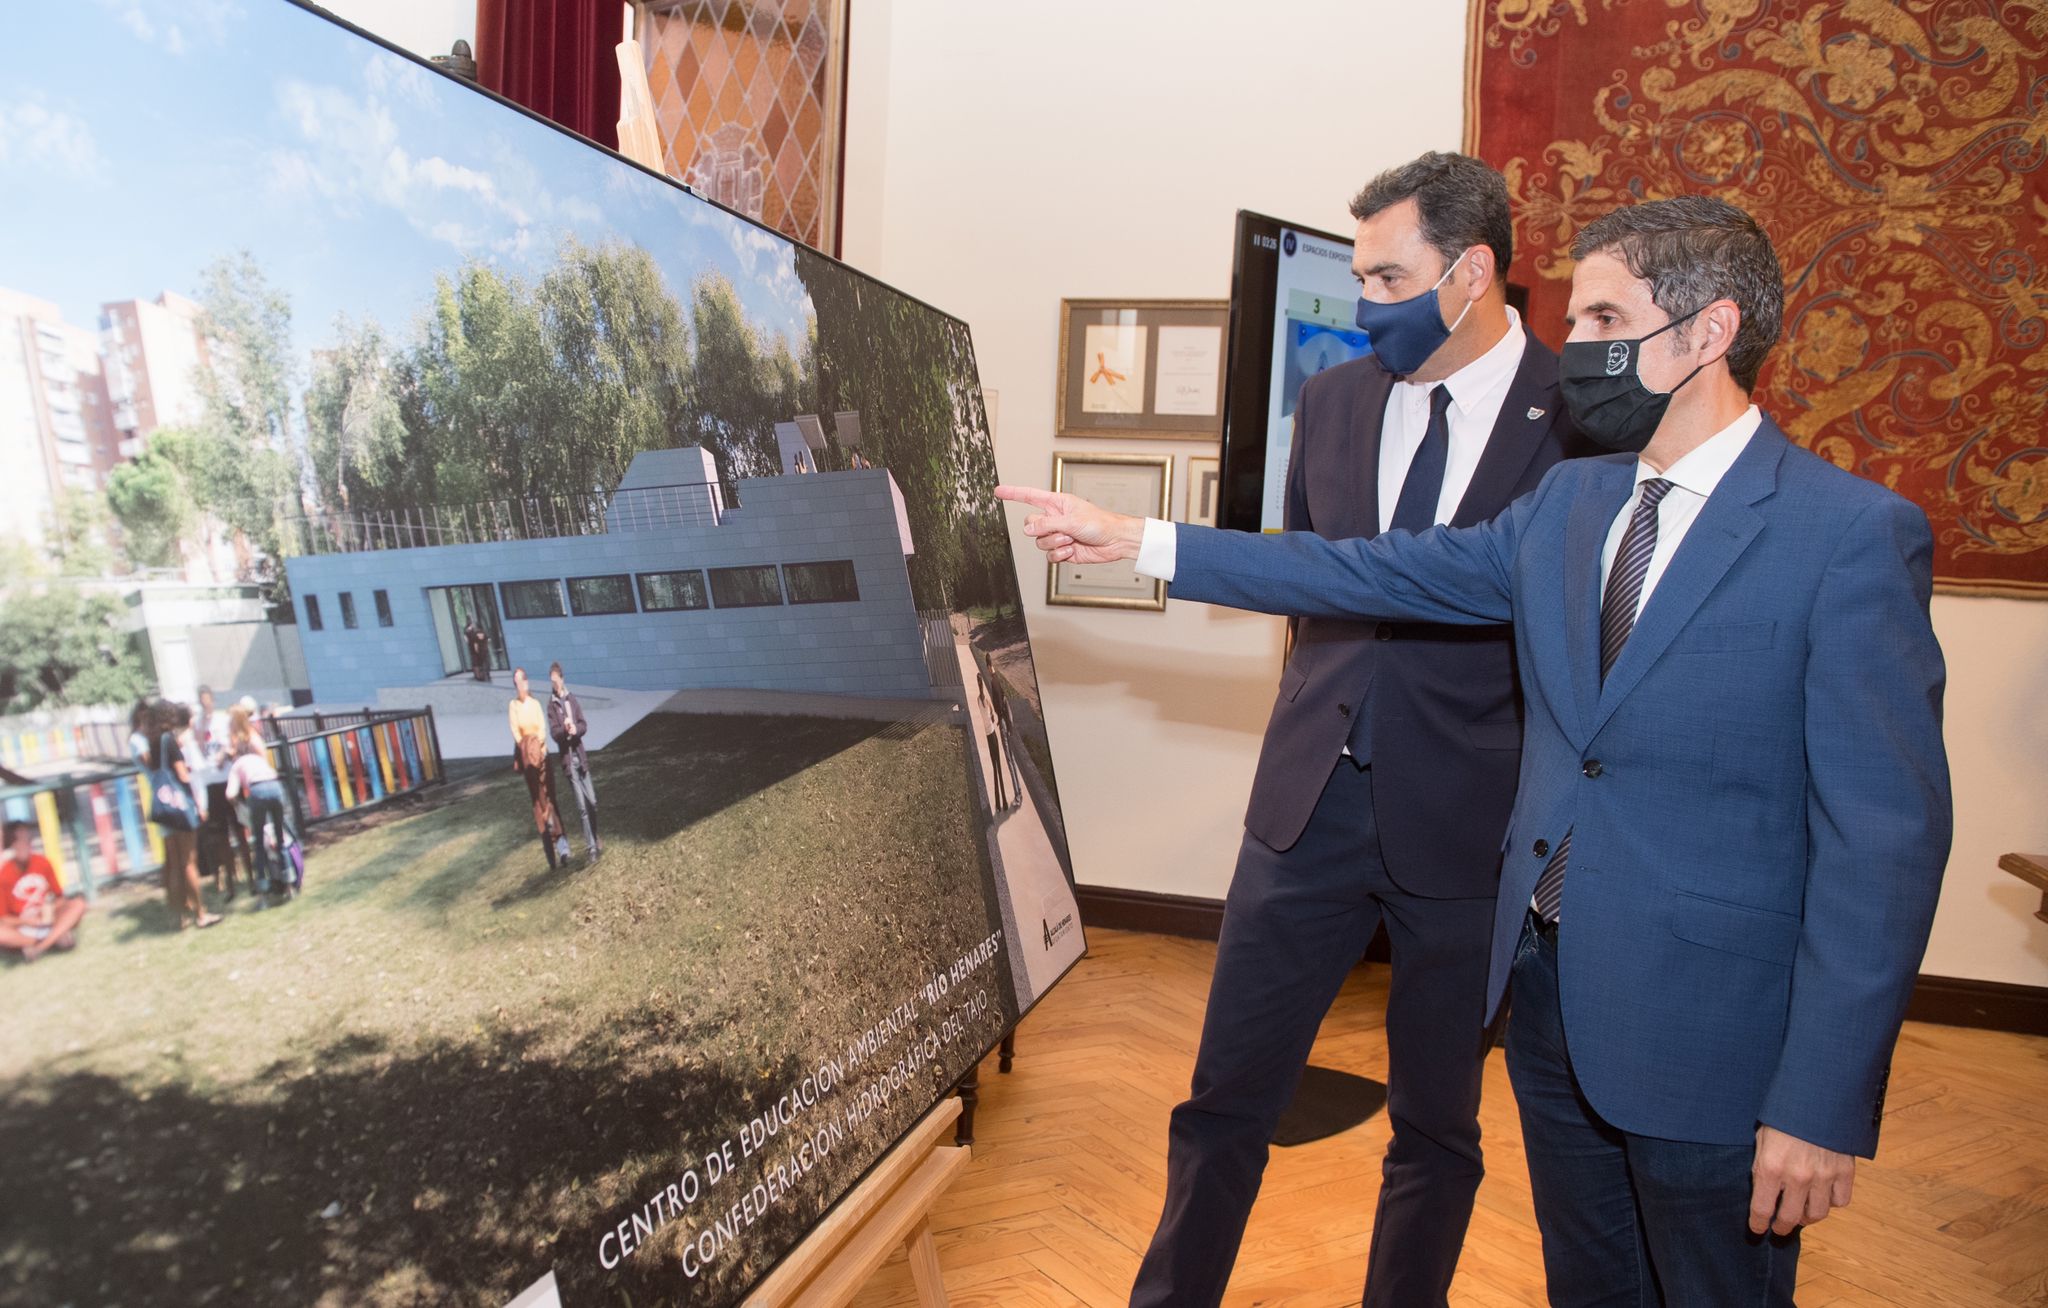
left=1125, top=153, right=1587, bottom=1308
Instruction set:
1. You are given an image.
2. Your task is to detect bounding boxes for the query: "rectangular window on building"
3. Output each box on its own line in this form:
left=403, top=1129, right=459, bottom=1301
left=374, top=589, right=393, bottom=627
left=637, top=569, right=708, bottom=612
left=500, top=579, right=566, bottom=620
left=567, top=574, right=636, bottom=616
left=783, top=560, right=861, bottom=605
left=709, top=565, right=784, bottom=609
left=304, top=594, right=323, bottom=631
left=340, top=592, right=358, bottom=629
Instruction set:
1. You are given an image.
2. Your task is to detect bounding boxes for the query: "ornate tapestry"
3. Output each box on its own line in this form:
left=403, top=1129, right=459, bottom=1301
left=636, top=0, right=847, bottom=253
left=1467, top=0, right=2048, bottom=594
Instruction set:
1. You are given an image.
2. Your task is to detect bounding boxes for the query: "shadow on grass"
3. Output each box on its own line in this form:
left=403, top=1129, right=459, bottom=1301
left=0, top=1008, right=817, bottom=1307
left=393, top=712, right=915, bottom=915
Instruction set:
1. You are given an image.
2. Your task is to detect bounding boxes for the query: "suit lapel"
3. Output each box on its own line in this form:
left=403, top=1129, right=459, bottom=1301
left=1587, top=426, right=1787, bottom=738
left=1564, top=461, right=1635, bottom=742
left=1451, top=338, right=1560, bottom=527
left=1347, top=364, right=1396, bottom=538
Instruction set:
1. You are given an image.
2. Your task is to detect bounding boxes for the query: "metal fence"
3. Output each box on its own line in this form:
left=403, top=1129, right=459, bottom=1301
left=1, top=707, right=136, bottom=772
left=260, top=708, right=447, bottom=831
left=920, top=609, right=964, bottom=691
left=289, top=480, right=739, bottom=555
left=0, top=708, right=449, bottom=900
left=0, top=764, right=164, bottom=901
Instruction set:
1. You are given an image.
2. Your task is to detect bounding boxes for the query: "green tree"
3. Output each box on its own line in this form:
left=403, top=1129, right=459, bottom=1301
left=793, top=247, right=1006, bottom=609
left=539, top=238, right=699, bottom=493
left=304, top=315, right=407, bottom=513
left=192, top=252, right=301, bottom=565
left=47, top=491, right=117, bottom=576
left=0, top=587, right=151, bottom=713
left=406, top=261, right=565, bottom=505
left=105, top=431, right=201, bottom=569
left=688, top=273, right=786, bottom=480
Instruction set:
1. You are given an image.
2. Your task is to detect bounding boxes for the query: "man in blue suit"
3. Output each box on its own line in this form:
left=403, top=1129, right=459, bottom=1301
left=1131, top=153, right=1587, bottom=1308
left=1002, top=196, right=1950, bottom=1304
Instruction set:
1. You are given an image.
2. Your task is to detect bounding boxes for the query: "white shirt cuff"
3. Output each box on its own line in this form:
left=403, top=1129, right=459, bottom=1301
left=1135, top=518, right=1178, bottom=582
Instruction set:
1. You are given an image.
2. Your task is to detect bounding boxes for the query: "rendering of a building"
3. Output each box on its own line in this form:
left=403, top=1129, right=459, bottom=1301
left=284, top=446, right=935, bottom=705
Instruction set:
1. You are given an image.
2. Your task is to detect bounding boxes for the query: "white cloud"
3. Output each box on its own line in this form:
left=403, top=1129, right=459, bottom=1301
left=0, top=98, right=105, bottom=180
left=96, top=0, right=238, bottom=55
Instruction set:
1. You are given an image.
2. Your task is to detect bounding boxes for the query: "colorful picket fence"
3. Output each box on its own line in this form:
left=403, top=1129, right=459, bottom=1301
left=0, top=765, right=165, bottom=900
left=266, top=708, right=444, bottom=830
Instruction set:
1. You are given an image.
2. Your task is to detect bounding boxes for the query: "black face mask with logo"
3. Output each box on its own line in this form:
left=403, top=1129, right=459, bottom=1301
left=1558, top=305, right=1707, bottom=453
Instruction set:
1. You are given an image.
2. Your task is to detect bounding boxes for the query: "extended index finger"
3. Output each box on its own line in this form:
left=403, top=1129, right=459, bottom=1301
left=995, top=484, right=1062, bottom=512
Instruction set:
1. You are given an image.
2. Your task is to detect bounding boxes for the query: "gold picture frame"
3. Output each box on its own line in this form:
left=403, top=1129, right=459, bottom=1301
left=1055, top=298, right=1229, bottom=439
left=1184, top=454, right=1221, bottom=528
left=1045, top=452, right=1173, bottom=610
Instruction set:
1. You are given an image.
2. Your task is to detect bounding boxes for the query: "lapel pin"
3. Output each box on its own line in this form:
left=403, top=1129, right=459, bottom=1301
left=1527, top=406, right=1546, bottom=420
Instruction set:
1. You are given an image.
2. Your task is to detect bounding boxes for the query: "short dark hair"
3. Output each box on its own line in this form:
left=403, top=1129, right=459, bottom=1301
left=1571, top=196, right=1784, bottom=391
left=1349, top=151, right=1513, bottom=280
left=548, top=661, right=563, bottom=677
left=4, top=821, right=29, bottom=848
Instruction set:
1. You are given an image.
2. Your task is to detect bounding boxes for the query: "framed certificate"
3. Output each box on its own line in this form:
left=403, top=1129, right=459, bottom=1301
left=1045, top=452, right=1173, bottom=611
left=1185, top=454, right=1221, bottom=528
left=1056, top=299, right=1228, bottom=439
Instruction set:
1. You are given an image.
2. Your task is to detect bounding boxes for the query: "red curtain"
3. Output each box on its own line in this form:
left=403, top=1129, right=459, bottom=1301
left=476, top=0, right=623, bottom=150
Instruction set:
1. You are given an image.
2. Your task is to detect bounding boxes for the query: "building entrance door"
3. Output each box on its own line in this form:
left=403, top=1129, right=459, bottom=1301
left=426, top=585, right=507, bottom=678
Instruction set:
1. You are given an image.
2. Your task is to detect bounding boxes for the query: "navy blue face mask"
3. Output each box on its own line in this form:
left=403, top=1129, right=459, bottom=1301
left=1353, top=254, right=1474, bottom=376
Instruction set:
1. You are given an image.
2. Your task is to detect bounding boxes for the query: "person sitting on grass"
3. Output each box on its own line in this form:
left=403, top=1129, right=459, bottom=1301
left=0, top=821, right=89, bottom=962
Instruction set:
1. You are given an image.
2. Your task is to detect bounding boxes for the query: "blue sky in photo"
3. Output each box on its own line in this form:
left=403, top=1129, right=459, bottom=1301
left=0, top=0, right=814, bottom=363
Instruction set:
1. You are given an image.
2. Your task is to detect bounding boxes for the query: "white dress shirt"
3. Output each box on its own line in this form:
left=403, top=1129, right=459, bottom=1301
left=1139, top=402, right=1763, bottom=604
left=1599, top=405, right=1760, bottom=618
left=1376, top=308, right=1526, bottom=531
left=1137, top=313, right=1532, bottom=582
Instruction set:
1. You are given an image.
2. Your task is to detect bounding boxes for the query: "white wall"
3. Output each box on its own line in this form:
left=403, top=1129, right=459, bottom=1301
left=840, top=2, right=2048, bottom=985
left=316, top=0, right=474, bottom=62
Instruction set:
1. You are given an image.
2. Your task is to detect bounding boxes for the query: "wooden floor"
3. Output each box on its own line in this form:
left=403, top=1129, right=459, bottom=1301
left=850, top=929, right=2048, bottom=1308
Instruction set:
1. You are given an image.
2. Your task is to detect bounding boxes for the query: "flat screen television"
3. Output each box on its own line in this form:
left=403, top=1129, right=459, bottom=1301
left=1216, top=210, right=1532, bottom=534
left=1217, top=211, right=1370, bottom=533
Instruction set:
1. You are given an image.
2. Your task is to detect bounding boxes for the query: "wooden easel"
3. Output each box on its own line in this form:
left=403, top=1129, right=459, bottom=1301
left=743, top=1098, right=970, bottom=1307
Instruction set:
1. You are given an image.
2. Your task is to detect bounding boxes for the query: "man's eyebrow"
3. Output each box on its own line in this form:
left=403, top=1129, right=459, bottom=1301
left=1565, top=299, right=1623, bottom=327
left=1359, top=262, right=1406, bottom=278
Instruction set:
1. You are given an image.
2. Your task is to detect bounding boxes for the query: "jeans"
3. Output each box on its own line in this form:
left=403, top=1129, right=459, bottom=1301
left=244, top=781, right=290, bottom=891
left=1505, top=915, right=1799, bottom=1306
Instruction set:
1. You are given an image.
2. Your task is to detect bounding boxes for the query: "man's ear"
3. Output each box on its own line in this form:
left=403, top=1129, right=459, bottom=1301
left=1693, top=298, right=1741, bottom=369
left=1459, top=247, right=1498, bottom=302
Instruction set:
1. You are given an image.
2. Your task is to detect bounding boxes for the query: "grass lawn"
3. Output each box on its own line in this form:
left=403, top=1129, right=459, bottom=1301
left=0, top=711, right=1011, bottom=1307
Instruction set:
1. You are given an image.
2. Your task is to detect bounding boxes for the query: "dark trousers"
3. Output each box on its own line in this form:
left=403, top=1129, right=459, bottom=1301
left=1131, top=759, right=1495, bottom=1308
left=1506, top=916, right=1799, bottom=1306
left=561, top=748, right=598, bottom=853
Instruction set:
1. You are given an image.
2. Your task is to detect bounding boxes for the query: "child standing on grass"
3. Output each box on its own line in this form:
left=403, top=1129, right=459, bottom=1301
left=225, top=706, right=295, bottom=901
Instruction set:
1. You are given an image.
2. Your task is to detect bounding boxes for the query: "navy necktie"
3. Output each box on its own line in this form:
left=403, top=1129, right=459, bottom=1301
left=1532, top=477, right=1674, bottom=925
left=1350, top=384, right=1453, bottom=762
left=1387, top=384, right=1453, bottom=535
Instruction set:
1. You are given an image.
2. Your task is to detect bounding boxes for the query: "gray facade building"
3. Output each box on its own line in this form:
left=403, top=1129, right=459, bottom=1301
left=284, top=448, right=931, bottom=706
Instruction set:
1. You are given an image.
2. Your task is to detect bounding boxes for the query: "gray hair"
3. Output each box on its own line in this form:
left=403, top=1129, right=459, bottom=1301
left=1571, top=196, right=1784, bottom=391
left=1349, top=151, right=1513, bottom=279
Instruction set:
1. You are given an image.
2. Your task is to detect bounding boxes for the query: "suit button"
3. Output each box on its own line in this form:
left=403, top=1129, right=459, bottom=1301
left=1337, top=703, right=1351, bottom=718
left=1533, top=839, right=1549, bottom=858
left=1376, top=624, right=1394, bottom=641
left=1583, top=759, right=1604, bottom=778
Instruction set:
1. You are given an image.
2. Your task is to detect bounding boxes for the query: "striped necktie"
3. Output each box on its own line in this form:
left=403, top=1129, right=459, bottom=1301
left=1532, top=477, right=1674, bottom=925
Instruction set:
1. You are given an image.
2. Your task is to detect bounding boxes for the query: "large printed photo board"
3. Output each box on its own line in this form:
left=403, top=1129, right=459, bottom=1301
left=0, top=3, right=1084, bottom=1303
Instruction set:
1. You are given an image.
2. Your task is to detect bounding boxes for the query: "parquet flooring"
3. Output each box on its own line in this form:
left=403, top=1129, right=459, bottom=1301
left=850, top=929, right=2048, bottom=1308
